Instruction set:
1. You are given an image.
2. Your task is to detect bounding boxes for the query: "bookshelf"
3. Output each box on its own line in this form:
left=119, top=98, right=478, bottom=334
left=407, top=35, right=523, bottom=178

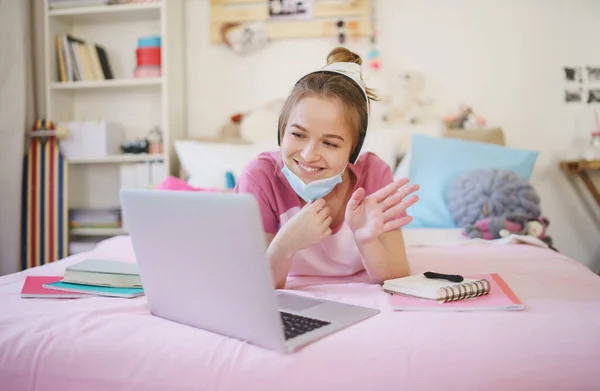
left=42, top=0, right=185, bottom=253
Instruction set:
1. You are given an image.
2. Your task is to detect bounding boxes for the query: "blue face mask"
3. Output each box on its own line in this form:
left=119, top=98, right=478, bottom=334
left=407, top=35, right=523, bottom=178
left=281, top=163, right=345, bottom=202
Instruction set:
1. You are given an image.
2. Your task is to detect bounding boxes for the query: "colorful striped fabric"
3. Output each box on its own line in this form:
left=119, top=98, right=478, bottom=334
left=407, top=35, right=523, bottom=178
left=21, top=119, right=69, bottom=270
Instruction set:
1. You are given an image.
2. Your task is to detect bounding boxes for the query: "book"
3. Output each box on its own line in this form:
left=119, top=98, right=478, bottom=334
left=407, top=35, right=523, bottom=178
left=43, top=281, right=144, bottom=299
left=63, top=259, right=141, bottom=288
left=20, top=276, right=90, bottom=299
left=385, top=273, right=525, bottom=311
left=383, top=273, right=491, bottom=302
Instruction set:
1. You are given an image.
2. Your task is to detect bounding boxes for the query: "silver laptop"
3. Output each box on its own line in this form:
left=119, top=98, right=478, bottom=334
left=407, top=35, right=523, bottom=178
left=120, top=189, right=380, bottom=354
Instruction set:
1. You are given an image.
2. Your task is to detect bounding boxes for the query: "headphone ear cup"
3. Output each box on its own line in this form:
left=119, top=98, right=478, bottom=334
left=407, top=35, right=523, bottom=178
left=350, top=131, right=366, bottom=164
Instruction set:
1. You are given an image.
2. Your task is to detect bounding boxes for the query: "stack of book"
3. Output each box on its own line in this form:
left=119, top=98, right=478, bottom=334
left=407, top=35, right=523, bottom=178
left=21, top=259, right=144, bottom=299
left=55, top=33, right=114, bottom=83
left=70, top=207, right=122, bottom=230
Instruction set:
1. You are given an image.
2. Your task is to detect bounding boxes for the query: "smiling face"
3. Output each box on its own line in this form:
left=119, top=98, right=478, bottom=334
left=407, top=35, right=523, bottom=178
left=281, top=96, right=355, bottom=183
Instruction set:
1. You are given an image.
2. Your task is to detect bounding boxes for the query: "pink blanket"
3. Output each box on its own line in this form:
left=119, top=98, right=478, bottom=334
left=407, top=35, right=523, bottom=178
left=1, top=236, right=600, bottom=390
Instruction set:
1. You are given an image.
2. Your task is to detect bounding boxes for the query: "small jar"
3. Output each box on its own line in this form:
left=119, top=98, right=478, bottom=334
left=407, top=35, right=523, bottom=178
left=147, top=127, right=163, bottom=155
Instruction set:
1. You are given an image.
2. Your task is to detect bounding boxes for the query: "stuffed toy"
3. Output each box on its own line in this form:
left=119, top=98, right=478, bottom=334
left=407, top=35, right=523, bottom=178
left=443, top=104, right=487, bottom=129
left=464, top=213, right=554, bottom=248
left=447, top=168, right=541, bottom=228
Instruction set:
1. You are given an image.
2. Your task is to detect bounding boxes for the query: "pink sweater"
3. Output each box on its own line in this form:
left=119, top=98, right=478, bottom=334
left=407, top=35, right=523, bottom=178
left=235, top=151, right=402, bottom=277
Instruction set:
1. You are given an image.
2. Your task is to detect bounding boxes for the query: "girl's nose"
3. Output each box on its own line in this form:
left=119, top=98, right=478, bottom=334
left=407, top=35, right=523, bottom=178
left=301, top=142, right=319, bottom=162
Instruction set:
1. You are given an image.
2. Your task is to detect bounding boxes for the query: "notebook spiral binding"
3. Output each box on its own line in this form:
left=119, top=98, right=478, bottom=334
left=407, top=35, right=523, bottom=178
left=439, top=279, right=491, bottom=303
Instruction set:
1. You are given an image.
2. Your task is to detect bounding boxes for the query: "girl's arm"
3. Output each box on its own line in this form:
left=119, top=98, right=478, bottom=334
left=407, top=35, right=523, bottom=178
left=355, top=229, right=410, bottom=284
left=264, top=199, right=332, bottom=289
left=345, top=176, right=419, bottom=284
left=265, top=233, right=296, bottom=289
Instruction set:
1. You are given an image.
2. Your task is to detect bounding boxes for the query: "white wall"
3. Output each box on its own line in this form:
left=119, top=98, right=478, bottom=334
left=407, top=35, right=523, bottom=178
left=185, top=0, right=600, bottom=272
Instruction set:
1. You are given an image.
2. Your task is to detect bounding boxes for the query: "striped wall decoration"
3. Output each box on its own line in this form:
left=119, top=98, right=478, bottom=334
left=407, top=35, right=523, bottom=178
left=21, top=119, right=69, bottom=270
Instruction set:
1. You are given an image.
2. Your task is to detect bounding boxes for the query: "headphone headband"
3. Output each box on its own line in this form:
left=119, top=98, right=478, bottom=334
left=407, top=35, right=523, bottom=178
left=277, top=62, right=369, bottom=164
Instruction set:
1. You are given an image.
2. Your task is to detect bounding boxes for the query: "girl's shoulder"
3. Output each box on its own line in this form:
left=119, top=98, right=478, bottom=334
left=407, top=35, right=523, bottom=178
left=351, top=152, right=394, bottom=192
left=238, top=151, right=283, bottom=191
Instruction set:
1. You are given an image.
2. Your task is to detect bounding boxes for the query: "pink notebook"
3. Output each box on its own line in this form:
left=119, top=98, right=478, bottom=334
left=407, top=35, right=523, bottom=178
left=387, top=273, right=525, bottom=311
left=20, top=276, right=90, bottom=299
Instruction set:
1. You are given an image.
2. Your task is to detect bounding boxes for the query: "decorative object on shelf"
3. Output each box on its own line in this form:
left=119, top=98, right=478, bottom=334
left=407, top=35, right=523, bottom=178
left=120, top=139, right=150, bottom=154
left=134, top=35, right=161, bottom=78
left=210, top=0, right=373, bottom=44
left=221, top=21, right=269, bottom=56
left=219, top=113, right=245, bottom=141
left=21, top=119, right=69, bottom=270
left=380, top=70, right=433, bottom=125
left=268, top=0, right=314, bottom=20
left=366, top=0, right=380, bottom=71
left=59, top=120, right=125, bottom=159
left=447, top=168, right=542, bottom=229
left=336, top=19, right=345, bottom=44
left=147, top=126, right=163, bottom=154
left=443, top=104, right=487, bottom=130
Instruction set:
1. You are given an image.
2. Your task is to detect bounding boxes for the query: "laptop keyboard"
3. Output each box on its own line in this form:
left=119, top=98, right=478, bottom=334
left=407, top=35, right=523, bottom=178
left=280, top=311, right=331, bottom=340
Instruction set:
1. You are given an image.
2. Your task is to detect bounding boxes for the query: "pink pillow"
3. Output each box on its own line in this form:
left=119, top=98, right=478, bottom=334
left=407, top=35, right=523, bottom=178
left=155, top=176, right=222, bottom=192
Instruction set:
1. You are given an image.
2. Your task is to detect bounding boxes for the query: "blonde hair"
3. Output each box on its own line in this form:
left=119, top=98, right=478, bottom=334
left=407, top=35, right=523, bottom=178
left=277, top=47, right=378, bottom=157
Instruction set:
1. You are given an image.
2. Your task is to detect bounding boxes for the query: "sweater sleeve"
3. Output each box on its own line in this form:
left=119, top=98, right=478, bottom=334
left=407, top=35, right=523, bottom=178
left=234, top=156, right=279, bottom=234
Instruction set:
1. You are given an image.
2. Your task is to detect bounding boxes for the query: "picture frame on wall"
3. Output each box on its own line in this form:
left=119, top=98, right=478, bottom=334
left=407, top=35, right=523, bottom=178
left=268, top=0, right=314, bottom=20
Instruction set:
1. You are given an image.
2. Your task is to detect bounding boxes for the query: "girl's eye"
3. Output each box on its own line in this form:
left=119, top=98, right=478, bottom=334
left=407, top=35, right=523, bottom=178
left=291, top=132, right=304, bottom=138
left=324, top=141, right=339, bottom=148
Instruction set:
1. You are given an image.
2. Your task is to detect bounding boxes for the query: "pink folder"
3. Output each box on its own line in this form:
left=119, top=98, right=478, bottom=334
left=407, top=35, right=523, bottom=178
left=20, top=276, right=90, bottom=299
left=387, top=273, right=525, bottom=311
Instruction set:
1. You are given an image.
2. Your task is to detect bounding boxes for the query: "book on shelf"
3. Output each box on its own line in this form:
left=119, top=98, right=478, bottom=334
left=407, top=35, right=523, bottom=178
left=69, top=207, right=122, bottom=229
left=48, top=0, right=110, bottom=9
left=56, top=34, right=114, bottom=83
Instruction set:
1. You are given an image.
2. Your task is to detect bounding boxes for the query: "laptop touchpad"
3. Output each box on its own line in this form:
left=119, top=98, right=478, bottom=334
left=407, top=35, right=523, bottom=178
left=277, top=294, right=321, bottom=311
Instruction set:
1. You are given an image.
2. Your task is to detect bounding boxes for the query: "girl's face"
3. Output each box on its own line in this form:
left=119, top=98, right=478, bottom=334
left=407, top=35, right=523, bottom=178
left=281, top=96, right=355, bottom=183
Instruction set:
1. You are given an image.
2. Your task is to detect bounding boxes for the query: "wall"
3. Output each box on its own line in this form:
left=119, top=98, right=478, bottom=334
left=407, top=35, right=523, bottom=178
left=185, top=0, right=600, bottom=272
left=0, top=0, right=36, bottom=276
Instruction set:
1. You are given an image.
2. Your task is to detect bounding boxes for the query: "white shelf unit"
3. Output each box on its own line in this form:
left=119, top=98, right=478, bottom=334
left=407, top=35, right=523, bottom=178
left=42, top=0, right=185, bottom=252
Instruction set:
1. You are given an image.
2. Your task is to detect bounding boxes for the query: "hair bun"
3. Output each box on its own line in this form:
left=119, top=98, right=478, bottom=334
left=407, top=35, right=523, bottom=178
left=326, top=46, right=362, bottom=66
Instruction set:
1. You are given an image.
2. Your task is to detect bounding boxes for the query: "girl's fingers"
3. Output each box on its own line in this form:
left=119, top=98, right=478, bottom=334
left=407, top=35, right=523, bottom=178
left=347, top=187, right=366, bottom=211
left=383, top=195, right=419, bottom=221
left=380, top=184, right=419, bottom=211
left=322, top=215, right=333, bottom=227
left=371, top=178, right=409, bottom=203
left=317, top=205, right=331, bottom=219
left=322, top=227, right=332, bottom=238
left=383, top=216, right=413, bottom=232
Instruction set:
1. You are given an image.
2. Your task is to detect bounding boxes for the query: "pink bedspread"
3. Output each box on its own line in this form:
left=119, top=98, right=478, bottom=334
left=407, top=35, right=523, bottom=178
left=1, top=236, right=600, bottom=391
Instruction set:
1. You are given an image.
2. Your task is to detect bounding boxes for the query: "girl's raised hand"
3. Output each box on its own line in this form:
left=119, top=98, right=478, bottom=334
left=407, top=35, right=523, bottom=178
left=345, top=179, right=419, bottom=245
left=278, top=198, right=332, bottom=255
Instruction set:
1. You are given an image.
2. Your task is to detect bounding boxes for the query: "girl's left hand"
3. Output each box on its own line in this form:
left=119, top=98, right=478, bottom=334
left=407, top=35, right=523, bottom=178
left=345, top=179, right=419, bottom=245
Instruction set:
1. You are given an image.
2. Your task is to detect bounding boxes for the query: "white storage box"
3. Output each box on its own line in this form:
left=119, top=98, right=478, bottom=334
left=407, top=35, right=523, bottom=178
left=59, top=121, right=125, bottom=159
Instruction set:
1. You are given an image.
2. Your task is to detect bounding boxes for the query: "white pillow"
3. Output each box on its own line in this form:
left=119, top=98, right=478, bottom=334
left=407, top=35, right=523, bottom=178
left=393, top=151, right=411, bottom=180
left=239, top=100, right=284, bottom=144
left=359, top=127, right=402, bottom=169
left=174, top=140, right=276, bottom=189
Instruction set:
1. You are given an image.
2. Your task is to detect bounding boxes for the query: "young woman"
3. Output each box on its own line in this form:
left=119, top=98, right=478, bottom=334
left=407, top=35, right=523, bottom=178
left=235, top=47, right=419, bottom=289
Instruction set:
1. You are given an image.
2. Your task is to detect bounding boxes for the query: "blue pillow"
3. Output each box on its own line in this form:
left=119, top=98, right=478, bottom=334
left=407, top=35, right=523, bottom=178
left=406, top=134, right=539, bottom=228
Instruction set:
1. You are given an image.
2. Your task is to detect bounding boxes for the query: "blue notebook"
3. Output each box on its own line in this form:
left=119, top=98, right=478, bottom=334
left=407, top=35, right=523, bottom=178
left=43, top=281, right=144, bottom=298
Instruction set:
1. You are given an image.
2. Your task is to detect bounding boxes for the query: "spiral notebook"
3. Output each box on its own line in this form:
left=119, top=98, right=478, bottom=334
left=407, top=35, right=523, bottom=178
left=384, top=273, right=524, bottom=311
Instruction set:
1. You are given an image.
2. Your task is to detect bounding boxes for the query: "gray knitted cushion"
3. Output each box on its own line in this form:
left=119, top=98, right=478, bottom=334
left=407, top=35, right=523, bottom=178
left=446, top=168, right=541, bottom=228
